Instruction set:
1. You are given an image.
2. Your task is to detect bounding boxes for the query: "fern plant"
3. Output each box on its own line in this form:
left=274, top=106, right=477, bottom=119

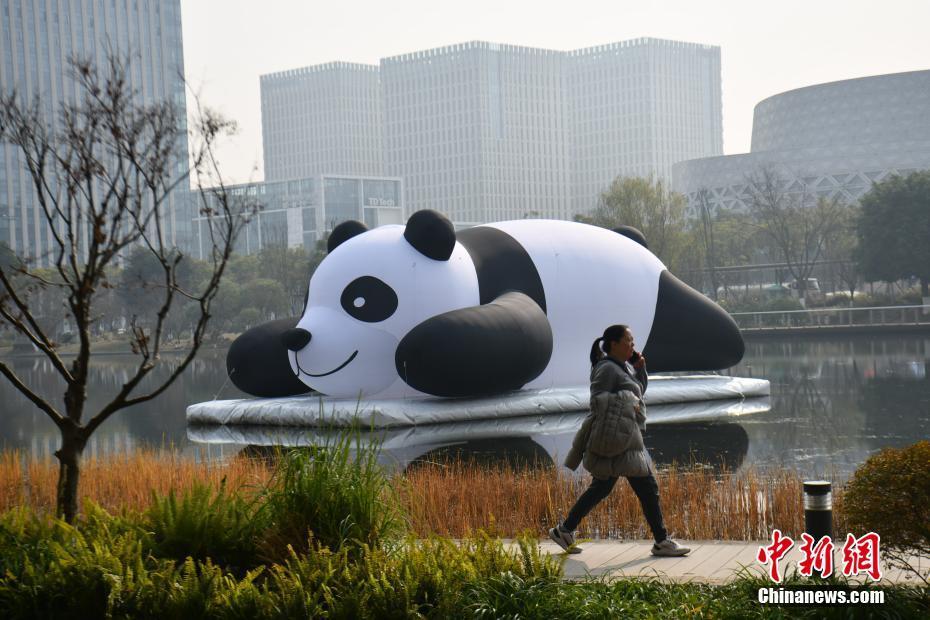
left=145, top=480, right=264, bottom=571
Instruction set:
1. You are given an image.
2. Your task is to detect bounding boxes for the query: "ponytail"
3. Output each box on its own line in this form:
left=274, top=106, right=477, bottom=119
left=589, top=337, right=605, bottom=366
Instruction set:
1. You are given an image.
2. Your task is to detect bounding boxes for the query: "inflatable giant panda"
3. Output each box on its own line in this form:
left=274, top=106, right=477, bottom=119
left=227, top=210, right=744, bottom=399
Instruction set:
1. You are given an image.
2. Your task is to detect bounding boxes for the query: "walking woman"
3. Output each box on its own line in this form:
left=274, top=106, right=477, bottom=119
left=549, top=324, right=690, bottom=556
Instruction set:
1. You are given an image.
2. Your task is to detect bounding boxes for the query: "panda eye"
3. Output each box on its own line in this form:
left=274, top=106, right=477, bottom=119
left=340, top=276, right=398, bottom=323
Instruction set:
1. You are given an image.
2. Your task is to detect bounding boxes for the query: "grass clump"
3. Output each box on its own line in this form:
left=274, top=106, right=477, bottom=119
left=460, top=570, right=930, bottom=619
left=258, top=430, right=407, bottom=560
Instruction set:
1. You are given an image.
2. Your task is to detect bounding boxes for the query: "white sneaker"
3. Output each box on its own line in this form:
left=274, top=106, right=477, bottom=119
left=548, top=525, right=582, bottom=554
left=651, top=538, right=690, bottom=557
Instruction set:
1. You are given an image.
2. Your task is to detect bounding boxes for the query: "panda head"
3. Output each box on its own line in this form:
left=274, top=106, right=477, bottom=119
left=285, top=210, right=479, bottom=398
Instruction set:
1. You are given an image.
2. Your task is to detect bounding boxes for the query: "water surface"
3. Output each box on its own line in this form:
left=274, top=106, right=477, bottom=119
left=1, top=335, right=928, bottom=479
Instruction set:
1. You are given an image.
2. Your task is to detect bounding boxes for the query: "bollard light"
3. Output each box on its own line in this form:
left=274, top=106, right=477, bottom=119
left=803, top=480, right=833, bottom=541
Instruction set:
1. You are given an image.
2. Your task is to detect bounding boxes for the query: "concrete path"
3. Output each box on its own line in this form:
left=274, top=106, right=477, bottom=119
left=528, top=540, right=926, bottom=585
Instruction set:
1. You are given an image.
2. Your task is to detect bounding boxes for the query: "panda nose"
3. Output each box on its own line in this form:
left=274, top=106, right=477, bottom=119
left=282, top=327, right=312, bottom=352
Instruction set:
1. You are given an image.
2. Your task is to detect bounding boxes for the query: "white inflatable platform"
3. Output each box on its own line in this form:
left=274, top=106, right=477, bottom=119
left=186, top=374, right=769, bottom=429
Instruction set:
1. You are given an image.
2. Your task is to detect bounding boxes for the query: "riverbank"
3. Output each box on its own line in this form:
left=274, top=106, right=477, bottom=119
left=0, top=449, right=849, bottom=541
left=732, top=303, right=930, bottom=337
left=742, top=323, right=930, bottom=337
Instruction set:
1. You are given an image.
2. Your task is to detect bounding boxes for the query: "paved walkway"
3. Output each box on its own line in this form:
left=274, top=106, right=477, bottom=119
left=528, top=540, right=926, bottom=585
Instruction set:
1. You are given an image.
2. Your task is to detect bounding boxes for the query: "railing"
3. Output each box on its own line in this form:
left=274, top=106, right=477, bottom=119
left=731, top=304, right=930, bottom=331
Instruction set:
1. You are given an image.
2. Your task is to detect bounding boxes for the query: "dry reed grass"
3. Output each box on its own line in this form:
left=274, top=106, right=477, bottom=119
left=0, top=450, right=848, bottom=540
left=401, top=459, right=850, bottom=541
left=0, top=450, right=271, bottom=514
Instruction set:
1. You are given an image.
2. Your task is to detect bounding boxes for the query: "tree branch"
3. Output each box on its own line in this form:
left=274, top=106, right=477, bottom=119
left=0, top=361, right=64, bottom=425
left=0, top=269, right=75, bottom=382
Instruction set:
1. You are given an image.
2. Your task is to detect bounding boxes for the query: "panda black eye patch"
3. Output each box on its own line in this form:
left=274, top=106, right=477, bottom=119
left=340, top=276, right=398, bottom=323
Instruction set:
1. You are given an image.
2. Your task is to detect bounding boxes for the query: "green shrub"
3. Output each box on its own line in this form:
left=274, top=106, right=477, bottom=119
left=851, top=287, right=924, bottom=308
left=718, top=292, right=804, bottom=314
left=0, top=504, right=925, bottom=620
left=310, top=533, right=561, bottom=618
left=0, top=505, right=155, bottom=620
left=259, top=430, right=406, bottom=561
left=820, top=292, right=856, bottom=307
left=145, top=480, right=264, bottom=571
left=844, top=441, right=930, bottom=583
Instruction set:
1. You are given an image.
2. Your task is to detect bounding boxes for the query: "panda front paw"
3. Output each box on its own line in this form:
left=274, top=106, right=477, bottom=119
left=226, top=318, right=313, bottom=398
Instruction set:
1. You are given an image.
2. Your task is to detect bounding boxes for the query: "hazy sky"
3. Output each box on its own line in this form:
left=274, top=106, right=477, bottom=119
left=180, top=0, right=930, bottom=184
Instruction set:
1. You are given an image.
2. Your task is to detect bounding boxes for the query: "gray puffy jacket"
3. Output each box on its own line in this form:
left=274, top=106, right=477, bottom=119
left=563, top=357, right=653, bottom=479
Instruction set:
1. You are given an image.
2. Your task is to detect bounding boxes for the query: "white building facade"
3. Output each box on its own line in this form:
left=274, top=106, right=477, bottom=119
left=567, top=39, right=722, bottom=215
left=0, top=0, right=192, bottom=263
left=261, top=62, right=383, bottom=182
left=673, top=71, right=930, bottom=214
left=381, top=42, right=571, bottom=225
left=261, top=38, right=722, bottom=226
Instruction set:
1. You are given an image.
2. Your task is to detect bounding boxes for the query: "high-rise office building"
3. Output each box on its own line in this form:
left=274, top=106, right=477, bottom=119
left=261, top=62, right=382, bottom=182
left=567, top=39, right=722, bottom=215
left=0, top=0, right=191, bottom=263
left=382, top=42, right=570, bottom=225
left=260, top=38, right=722, bottom=226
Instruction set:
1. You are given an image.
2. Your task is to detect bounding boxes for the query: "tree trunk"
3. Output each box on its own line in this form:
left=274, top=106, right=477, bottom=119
left=55, top=424, right=87, bottom=523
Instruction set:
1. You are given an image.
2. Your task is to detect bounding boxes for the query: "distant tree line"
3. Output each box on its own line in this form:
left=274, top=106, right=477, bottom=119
left=4, top=168, right=927, bottom=352
left=577, top=169, right=930, bottom=310
left=0, top=239, right=328, bottom=347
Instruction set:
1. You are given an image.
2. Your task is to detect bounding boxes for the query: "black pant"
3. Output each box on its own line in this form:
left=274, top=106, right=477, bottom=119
left=562, top=474, right=668, bottom=543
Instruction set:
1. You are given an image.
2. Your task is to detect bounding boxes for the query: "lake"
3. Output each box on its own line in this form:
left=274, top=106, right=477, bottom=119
left=1, top=334, right=928, bottom=480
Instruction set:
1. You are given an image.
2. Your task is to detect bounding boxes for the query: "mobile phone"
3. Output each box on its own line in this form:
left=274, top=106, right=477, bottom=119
left=629, top=351, right=641, bottom=364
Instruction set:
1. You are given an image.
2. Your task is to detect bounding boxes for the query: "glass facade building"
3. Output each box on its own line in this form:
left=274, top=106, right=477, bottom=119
left=261, top=38, right=722, bottom=226
left=0, top=0, right=192, bottom=264
left=191, top=175, right=404, bottom=259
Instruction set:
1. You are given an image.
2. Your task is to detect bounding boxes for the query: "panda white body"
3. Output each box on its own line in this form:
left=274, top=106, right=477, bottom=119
left=289, top=219, right=664, bottom=399
left=227, top=209, right=743, bottom=401
left=490, top=220, right=663, bottom=391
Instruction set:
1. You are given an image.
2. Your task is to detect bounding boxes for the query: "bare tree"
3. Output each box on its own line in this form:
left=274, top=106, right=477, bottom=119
left=743, top=167, right=844, bottom=306
left=823, top=205, right=861, bottom=304
left=0, top=57, right=251, bottom=521
left=694, top=187, right=720, bottom=300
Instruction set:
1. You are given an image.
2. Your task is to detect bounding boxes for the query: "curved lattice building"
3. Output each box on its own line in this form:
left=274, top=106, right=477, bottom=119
left=673, top=70, right=930, bottom=213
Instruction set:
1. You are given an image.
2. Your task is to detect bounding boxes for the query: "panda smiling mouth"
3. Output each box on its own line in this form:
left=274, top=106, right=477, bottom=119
left=293, top=350, right=359, bottom=378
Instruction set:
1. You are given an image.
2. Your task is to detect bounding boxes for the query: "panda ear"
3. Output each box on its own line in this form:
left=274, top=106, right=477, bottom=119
left=613, top=225, right=648, bottom=250
left=404, top=210, right=456, bottom=261
left=328, top=220, right=369, bottom=253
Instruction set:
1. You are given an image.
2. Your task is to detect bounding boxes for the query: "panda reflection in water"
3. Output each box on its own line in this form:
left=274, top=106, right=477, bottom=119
left=227, top=210, right=744, bottom=400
